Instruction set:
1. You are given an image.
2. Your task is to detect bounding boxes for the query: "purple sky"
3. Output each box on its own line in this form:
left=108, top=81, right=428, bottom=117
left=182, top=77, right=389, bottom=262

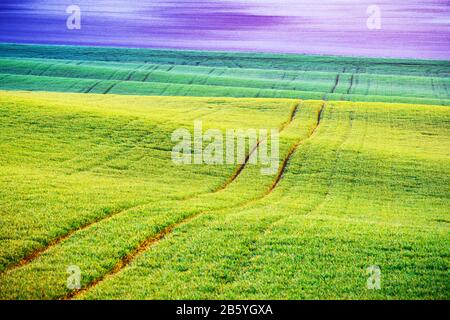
left=0, top=0, right=449, bottom=59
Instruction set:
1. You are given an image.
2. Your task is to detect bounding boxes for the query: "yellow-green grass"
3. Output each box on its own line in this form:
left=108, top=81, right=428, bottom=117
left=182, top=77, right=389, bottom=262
left=81, top=101, right=450, bottom=300
left=0, top=91, right=449, bottom=299
left=0, top=91, right=296, bottom=273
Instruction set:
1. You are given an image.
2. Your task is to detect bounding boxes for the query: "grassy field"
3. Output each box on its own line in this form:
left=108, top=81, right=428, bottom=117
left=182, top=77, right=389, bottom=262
left=0, top=90, right=448, bottom=299
left=0, top=44, right=449, bottom=300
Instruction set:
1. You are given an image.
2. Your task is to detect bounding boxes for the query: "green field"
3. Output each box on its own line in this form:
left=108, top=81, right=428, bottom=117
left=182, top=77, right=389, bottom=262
left=0, top=44, right=449, bottom=300
left=0, top=44, right=449, bottom=106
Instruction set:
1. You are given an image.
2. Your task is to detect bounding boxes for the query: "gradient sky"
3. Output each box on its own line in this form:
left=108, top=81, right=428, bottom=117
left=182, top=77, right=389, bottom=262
left=0, top=0, right=449, bottom=59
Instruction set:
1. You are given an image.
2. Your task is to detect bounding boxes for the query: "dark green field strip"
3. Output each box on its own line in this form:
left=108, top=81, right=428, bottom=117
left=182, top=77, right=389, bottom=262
left=0, top=98, right=323, bottom=300
left=78, top=103, right=450, bottom=300
left=6, top=57, right=448, bottom=82
left=1, top=43, right=449, bottom=77
left=0, top=59, right=336, bottom=93
left=1, top=73, right=449, bottom=106
left=2, top=58, right=448, bottom=101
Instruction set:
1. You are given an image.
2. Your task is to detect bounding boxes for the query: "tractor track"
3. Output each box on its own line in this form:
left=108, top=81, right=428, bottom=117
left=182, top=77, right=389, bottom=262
left=215, top=101, right=300, bottom=192
left=347, top=74, right=354, bottom=95
left=103, top=81, right=119, bottom=94
left=142, top=66, right=156, bottom=82
left=84, top=81, right=101, bottom=93
left=124, top=64, right=146, bottom=81
left=222, top=109, right=355, bottom=291
left=267, top=103, right=324, bottom=193
left=1, top=205, right=141, bottom=274
left=63, top=212, right=201, bottom=300
left=330, top=73, right=340, bottom=95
